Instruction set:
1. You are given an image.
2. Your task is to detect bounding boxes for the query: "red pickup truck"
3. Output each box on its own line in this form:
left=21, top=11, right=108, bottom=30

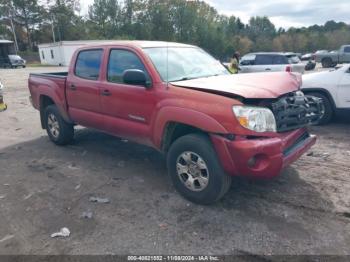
left=28, top=41, right=323, bottom=204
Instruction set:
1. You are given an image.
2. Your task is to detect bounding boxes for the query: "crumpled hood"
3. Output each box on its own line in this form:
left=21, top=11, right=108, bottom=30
left=171, top=72, right=301, bottom=99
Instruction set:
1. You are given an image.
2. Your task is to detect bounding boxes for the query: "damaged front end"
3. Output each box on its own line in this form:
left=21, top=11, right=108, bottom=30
left=213, top=91, right=321, bottom=179
left=271, top=91, right=324, bottom=132
left=246, top=91, right=324, bottom=133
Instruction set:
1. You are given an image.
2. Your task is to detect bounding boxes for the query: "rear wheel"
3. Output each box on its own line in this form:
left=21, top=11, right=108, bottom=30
left=44, top=105, right=74, bottom=145
left=167, top=133, right=232, bottom=205
left=321, top=58, right=332, bottom=68
left=308, top=92, right=333, bottom=125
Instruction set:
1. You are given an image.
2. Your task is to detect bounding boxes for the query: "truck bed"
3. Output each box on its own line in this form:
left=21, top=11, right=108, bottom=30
left=29, top=72, right=68, bottom=78
left=28, top=72, right=68, bottom=112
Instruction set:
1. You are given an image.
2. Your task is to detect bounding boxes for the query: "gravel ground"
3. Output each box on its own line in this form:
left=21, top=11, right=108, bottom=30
left=0, top=67, right=349, bottom=255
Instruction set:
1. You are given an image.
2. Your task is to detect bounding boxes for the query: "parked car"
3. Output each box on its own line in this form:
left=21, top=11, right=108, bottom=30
left=314, top=50, right=328, bottom=55
left=301, top=53, right=313, bottom=61
left=284, top=52, right=302, bottom=64
left=28, top=41, right=323, bottom=204
left=8, top=54, right=26, bottom=68
left=315, top=45, right=350, bottom=68
left=302, top=64, right=350, bottom=124
left=239, top=52, right=305, bottom=74
left=0, top=54, right=26, bottom=68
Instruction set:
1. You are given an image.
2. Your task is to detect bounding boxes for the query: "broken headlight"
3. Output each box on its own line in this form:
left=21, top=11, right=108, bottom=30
left=233, top=105, right=277, bottom=133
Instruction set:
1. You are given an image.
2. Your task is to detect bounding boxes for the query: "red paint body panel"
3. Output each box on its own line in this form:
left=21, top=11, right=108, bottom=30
left=211, top=128, right=316, bottom=179
left=172, top=72, right=302, bottom=99
left=28, top=75, right=71, bottom=122
left=28, top=41, right=317, bottom=179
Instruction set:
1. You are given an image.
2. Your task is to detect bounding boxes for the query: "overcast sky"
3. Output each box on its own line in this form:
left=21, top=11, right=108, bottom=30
left=80, top=0, right=350, bottom=29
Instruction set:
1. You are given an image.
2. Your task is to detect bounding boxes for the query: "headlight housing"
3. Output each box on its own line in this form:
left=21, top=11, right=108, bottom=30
left=233, top=105, right=277, bottom=133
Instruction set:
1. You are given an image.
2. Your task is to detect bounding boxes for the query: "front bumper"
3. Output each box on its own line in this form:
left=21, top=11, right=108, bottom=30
left=211, top=128, right=316, bottom=179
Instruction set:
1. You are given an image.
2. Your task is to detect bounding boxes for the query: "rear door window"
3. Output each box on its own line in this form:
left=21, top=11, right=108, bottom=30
left=273, top=55, right=289, bottom=65
left=75, top=49, right=103, bottom=80
left=344, top=46, right=350, bottom=53
left=255, top=55, right=273, bottom=65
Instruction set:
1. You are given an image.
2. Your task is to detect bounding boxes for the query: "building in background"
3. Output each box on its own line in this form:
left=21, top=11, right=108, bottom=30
left=38, top=40, right=110, bottom=66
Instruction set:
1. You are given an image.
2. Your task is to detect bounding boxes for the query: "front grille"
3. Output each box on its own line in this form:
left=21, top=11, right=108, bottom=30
left=271, top=91, right=324, bottom=132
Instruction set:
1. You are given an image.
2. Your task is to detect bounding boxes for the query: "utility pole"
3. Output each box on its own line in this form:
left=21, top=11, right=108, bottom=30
left=51, top=15, right=56, bottom=43
left=9, top=13, right=19, bottom=54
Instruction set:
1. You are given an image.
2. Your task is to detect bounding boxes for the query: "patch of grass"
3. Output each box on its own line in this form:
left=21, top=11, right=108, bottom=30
left=27, top=63, right=58, bottom=67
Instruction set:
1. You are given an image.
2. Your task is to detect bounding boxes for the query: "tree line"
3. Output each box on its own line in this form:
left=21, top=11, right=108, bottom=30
left=1, top=0, right=350, bottom=60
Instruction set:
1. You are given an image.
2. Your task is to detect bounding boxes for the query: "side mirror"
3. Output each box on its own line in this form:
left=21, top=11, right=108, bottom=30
left=122, top=69, right=150, bottom=88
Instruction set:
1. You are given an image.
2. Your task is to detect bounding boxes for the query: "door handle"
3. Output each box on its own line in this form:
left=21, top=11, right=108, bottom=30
left=101, top=90, right=111, bottom=96
left=69, top=84, right=77, bottom=90
left=265, top=68, right=271, bottom=71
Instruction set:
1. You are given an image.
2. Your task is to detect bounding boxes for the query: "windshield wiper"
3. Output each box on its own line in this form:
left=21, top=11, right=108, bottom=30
left=170, top=74, right=221, bottom=82
left=170, top=76, right=199, bottom=82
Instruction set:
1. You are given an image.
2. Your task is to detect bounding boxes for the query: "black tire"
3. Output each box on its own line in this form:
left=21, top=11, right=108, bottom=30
left=321, top=58, right=332, bottom=68
left=308, top=92, right=333, bottom=125
left=44, top=105, right=74, bottom=145
left=167, top=133, right=232, bottom=205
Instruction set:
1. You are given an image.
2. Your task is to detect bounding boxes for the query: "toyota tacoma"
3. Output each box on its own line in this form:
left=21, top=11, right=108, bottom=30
left=28, top=41, right=323, bottom=204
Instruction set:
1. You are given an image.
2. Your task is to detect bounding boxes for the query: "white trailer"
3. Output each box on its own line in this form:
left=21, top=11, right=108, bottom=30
left=38, top=40, right=110, bottom=66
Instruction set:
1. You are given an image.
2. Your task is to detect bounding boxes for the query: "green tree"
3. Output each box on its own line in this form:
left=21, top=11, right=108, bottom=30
left=0, top=0, right=44, bottom=50
left=47, top=0, right=82, bottom=41
left=247, top=16, right=276, bottom=40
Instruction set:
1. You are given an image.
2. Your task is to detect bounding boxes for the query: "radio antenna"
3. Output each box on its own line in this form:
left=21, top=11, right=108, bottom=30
left=166, top=2, right=169, bottom=90
left=166, top=41, right=169, bottom=89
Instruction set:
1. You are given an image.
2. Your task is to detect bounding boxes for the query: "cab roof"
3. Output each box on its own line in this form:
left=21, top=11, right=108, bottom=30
left=79, top=40, right=196, bottom=49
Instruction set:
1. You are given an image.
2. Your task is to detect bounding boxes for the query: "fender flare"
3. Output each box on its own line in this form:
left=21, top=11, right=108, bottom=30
left=37, top=84, right=72, bottom=125
left=152, top=106, right=228, bottom=149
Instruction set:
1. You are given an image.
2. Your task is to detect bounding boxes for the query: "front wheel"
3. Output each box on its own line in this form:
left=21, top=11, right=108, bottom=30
left=308, top=92, right=333, bottom=125
left=167, top=133, right=232, bottom=205
left=44, top=105, right=74, bottom=145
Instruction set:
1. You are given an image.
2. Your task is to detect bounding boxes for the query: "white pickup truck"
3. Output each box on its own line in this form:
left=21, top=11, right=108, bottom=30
left=302, top=64, right=350, bottom=124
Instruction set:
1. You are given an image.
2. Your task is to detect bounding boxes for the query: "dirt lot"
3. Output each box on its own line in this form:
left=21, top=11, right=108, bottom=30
left=0, top=67, right=349, bottom=255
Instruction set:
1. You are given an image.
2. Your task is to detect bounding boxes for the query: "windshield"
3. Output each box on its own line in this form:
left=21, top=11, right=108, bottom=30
left=143, top=47, right=229, bottom=82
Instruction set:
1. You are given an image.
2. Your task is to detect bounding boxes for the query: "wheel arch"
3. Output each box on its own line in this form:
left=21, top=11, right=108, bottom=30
left=39, top=95, right=55, bottom=129
left=321, top=57, right=332, bottom=62
left=39, top=94, right=73, bottom=129
left=152, top=106, right=228, bottom=152
left=301, top=87, right=337, bottom=110
left=161, top=122, right=208, bottom=153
